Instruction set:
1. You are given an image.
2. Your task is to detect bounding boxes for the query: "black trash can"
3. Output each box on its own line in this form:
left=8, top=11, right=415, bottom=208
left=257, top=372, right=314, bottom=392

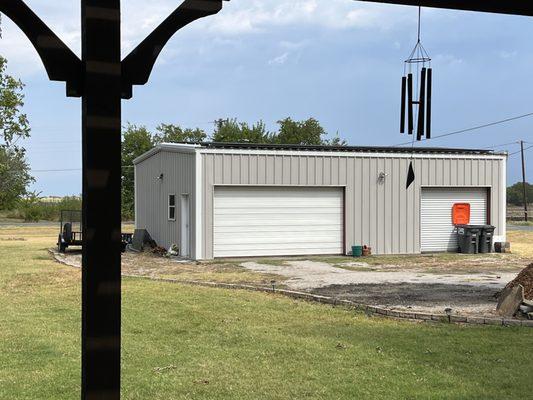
left=479, top=225, right=496, bottom=254
left=456, top=225, right=482, bottom=254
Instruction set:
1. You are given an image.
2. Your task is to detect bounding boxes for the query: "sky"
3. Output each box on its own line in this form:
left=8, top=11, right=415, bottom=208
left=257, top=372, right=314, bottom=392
left=1, top=0, right=533, bottom=196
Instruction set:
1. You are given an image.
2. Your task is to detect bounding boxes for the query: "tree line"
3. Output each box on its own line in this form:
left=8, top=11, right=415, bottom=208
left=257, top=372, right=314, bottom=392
left=121, top=118, right=347, bottom=218
left=507, top=182, right=533, bottom=207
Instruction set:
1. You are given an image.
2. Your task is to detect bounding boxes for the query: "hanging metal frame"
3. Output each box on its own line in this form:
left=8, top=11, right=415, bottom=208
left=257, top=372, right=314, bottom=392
left=400, top=7, right=432, bottom=141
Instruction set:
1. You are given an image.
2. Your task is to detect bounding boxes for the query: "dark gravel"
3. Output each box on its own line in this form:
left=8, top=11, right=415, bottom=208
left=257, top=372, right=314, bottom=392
left=312, top=282, right=500, bottom=309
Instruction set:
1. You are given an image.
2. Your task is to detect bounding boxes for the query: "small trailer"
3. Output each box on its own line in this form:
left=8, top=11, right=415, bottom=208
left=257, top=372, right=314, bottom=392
left=57, top=210, right=133, bottom=252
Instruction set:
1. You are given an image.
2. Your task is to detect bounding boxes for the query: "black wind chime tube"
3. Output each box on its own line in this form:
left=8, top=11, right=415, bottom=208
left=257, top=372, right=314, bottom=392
left=400, top=76, right=407, bottom=133
left=407, top=73, right=414, bottom=134
left=416, top=67, right=427, bottom=140
left=426, top=68, right=432, bottom=139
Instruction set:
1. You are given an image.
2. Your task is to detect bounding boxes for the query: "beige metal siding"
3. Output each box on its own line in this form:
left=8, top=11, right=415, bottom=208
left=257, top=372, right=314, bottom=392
left=201, top=152, right=505, bottom=259
left=135, top=150, right=197, bottom=257
left=135, top=152, right=161, bottom=241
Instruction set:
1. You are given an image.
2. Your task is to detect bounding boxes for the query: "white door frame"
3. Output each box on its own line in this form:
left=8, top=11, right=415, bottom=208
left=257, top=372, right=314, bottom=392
left=180, top=194, right=190, bottom=257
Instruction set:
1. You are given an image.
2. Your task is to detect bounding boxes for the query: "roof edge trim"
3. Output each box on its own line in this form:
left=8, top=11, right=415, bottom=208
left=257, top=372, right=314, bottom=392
left=133, top=143, right=200, bottom=165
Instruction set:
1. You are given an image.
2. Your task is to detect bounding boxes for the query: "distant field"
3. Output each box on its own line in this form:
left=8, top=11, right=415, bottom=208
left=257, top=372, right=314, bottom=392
left=507, top=204, right=533, bottom=222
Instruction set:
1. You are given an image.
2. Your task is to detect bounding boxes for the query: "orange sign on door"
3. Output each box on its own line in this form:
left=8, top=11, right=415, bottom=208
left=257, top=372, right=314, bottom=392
left=452, top=203, right=471, bottom=225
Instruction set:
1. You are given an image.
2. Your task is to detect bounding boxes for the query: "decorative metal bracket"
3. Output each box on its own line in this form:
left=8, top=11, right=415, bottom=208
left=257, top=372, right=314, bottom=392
left=1, top=0, right=225, bottom=100
left=1, top=0, right=82, bottom=97
left=121, top=0, right=224, bottom=99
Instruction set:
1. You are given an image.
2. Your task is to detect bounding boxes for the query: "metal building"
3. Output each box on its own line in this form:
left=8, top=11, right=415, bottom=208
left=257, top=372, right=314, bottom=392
left=134, top=143, right=507, bottom=259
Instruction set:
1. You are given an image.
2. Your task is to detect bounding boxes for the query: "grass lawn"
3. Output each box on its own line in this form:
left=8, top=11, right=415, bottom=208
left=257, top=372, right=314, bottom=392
left=1, top=226, right=533, bottom=399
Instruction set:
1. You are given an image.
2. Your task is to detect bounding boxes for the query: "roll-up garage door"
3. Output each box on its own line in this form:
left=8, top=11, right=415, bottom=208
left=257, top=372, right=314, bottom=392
left=213, top=187, right=343, bottom=257
left=421, top=187, right=488, bottom=252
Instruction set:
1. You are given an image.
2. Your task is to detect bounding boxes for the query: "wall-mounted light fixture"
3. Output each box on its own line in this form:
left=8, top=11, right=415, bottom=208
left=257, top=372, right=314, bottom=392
left=378, top=172, right=388, bottom=184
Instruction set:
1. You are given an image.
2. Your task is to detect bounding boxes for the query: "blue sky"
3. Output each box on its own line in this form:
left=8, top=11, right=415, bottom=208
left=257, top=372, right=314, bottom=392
left=2, top=0, right=533, bottom=195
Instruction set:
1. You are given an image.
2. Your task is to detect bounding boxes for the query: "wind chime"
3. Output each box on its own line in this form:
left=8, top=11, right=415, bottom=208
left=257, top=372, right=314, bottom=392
left=400, top=7, right=433, bottom=188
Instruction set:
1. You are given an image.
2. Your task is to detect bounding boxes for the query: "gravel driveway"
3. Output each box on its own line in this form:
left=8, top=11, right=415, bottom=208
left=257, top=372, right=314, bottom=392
left=240, top=260, right=519, bottom=315
left=240, top=260, right=515, bottom=290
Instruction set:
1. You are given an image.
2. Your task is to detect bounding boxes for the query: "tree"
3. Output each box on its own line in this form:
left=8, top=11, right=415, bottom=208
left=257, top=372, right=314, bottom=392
left=0, top=147, right=33, bottom=209
left=507, top=182, right=533, bottom=206
left=212, top=118, right=271, bottom=143
left=153, top=123, right=207, bottom=144
left=0, top=56, right=30, bottom=147
left=0, top=54, right=33, bottom=209
left=211, top=117, right=346, bottom=146
left=275, top=117, right=318, bottom=145
left=275, top=117, right=347, bottom=146
left=121, top=124, right=153, bottom=219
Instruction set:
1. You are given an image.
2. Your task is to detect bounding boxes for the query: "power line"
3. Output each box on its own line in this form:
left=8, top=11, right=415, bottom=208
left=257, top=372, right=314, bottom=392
left=481, top=141, right=522, bottom=150
left=395, top=111, right=533, bottom=146
left=31, top=168, right=81, bottom=172
left=30, top=165, right=135, bottom=173
left=509, top=144, right=533, bottom=157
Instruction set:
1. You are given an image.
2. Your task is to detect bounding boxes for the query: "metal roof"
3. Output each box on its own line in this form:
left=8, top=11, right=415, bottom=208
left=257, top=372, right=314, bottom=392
left=133, top=142, right=507, bottom=164
left=197, top=142, right=506, bottom=155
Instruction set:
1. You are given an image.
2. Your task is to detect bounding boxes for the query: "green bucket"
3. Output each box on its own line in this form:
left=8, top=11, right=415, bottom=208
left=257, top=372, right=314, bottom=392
left=352, top=245, right=363, bottom=257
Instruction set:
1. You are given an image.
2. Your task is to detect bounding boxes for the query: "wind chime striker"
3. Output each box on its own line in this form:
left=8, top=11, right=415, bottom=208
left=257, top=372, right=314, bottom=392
left=401, top=7, right=433, bottom=189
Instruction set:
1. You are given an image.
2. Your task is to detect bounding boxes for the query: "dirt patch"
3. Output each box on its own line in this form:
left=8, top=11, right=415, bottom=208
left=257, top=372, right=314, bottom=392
left=312, top=283, right=500, bottom=315
left=239, top=259, right=521, bottom=315
left=503, top=264, right=533, bottom=300
left=53, top=249, right=283, bottom=286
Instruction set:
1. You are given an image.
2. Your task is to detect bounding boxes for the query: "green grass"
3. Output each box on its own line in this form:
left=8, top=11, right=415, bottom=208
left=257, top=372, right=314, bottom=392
left=1, top=227, right=533, bottom=399
left=508, top=221, right=533, bottom=226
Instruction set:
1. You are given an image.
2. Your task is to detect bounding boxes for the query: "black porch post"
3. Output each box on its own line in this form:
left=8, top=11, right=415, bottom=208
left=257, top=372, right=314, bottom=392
left=81, top=1, right=122, bottom=399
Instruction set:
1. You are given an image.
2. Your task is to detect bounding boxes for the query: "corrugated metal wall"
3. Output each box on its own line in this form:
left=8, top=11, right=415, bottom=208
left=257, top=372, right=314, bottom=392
left=135, top=150, right=197, bottom=257
left=200, top=152, right=505, bottom=258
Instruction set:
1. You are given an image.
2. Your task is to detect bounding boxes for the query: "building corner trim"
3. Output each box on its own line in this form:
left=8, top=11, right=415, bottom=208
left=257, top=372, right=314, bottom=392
left=501, top=157, right=507, bottom=241
left=194, top=150, right=203, bottom=260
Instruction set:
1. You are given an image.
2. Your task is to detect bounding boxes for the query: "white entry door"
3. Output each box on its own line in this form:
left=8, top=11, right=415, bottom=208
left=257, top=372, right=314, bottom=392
left=421, top=187, right=488, bottom=252
left=180, top=194, right=190, bottom=257
left=213, top=187, right=343, bottom=257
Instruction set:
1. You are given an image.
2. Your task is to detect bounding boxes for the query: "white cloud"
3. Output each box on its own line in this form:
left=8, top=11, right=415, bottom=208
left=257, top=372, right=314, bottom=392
left=207, top=0, right=402, bottom=34
left=434, top=53, right=464, bottom=66
left=0, top=0, right=410, bottom=78
left=268, top=52, right=289, bottom=66
left=497, top=50, right=517, bottom=59
left=280, top=40, right=309, bottom=50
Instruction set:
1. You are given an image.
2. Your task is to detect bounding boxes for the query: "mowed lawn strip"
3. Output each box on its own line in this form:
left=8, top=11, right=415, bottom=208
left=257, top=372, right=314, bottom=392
left=0, top=227, right=532, bottom=399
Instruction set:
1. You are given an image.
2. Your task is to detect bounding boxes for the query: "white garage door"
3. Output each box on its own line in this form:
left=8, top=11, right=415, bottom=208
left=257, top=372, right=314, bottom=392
left=421, top=187, right=488, bottom=252
left=214, top=187, right=343, bottom=257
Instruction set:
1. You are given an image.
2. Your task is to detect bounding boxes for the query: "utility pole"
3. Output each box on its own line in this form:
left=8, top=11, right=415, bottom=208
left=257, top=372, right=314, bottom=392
left=520, top=140, right=529, bottom=222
